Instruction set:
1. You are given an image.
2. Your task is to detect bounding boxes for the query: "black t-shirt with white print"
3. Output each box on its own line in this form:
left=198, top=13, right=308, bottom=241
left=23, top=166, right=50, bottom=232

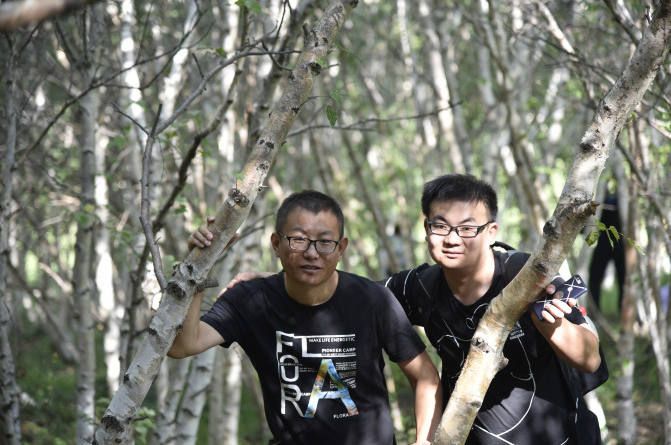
left=385, top=251, right=587, bottom=445
left=202, top=271, right=426, bottom=445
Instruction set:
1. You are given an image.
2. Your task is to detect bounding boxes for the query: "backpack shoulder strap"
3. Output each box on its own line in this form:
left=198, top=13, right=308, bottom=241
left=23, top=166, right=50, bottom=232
left=493, top=241, right=530, bottom=285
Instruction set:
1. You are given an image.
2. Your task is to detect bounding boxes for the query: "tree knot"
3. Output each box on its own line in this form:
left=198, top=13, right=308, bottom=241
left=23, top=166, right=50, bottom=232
left=472, top=337, right=492, bottom=354
left=307, top=61, right=322, bottom=75
left=542, top=218, right=559, bottom=239
left=100, top=414, right=124, bottom=433
left=229, top=188, right=250, bottom=207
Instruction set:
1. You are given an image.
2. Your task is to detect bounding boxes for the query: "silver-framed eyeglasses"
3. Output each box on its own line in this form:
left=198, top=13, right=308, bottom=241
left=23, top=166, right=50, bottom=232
left=278, top=233, right=340, bottom=254
left=426, top=220, right=495, bottom=238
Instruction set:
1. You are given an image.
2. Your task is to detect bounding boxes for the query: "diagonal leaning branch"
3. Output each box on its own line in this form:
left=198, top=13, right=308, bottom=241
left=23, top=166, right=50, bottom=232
left=433, top=2, right=671, bottom=444
left=93, top=1, right=357, bottom=443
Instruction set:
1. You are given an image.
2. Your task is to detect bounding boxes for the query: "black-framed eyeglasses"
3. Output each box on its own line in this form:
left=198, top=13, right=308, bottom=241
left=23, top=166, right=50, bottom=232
left=426, top=220, right=495, bottom=238
left=278, top=233, right=340, bottom=254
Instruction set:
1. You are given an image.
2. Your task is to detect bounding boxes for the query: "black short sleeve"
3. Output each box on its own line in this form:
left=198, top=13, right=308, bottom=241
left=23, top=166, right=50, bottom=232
left=201, top=281, right=255, bottom=348
left=374, top=286, right=426, bottom=363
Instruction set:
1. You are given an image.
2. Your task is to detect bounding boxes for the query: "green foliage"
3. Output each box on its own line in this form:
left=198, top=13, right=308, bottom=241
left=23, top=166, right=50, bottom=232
left=134, top=406, right=157, bottom=445
left=235, top=0, right=262, bottom=14
left=18, top=329, right=77, bottom=443
left=174, top=196, right=188, bottom=215
left=585, top=229, right=600, bottom=246
left=325, top=104, right=338, bottom=126
left=325, top=87, right=345, bottom=126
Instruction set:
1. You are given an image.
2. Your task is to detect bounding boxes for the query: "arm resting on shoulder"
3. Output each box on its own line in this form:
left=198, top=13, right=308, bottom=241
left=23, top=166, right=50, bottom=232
left=168, top=291, right=224, bottom=359
left=398, top=351, right=442, bottom=443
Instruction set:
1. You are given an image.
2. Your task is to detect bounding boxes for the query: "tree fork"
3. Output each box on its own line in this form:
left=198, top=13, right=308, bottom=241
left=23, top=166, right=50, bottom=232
left=93, top=1, right=356, bottom=443
left=433, top=1, right=671, bottom=443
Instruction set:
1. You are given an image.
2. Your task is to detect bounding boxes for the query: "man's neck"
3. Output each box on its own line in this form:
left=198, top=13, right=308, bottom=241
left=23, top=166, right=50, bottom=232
left=284, top=272, right=339, bottom=306
left=443, top=251, right=496, bottom=306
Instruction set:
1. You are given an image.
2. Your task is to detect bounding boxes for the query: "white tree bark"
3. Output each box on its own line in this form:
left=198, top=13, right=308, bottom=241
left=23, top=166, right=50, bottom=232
left=418, top=0, right=470, bottom=173
left=94, top=95, right=118, bottom=397
left=641, top=224, right=671, bottom=443
left=0, top=34, right=22, bottom=445
left=150, top=358, right=191, bottom=445
left=159, top=0, right=199, bottom=121
left=216, top=0, right=241, bottom=166
left=433, top=1, right=671, bottom=442
left=175, top=348, right=216, bottom=444
left=395, top=0, right=439, bottom=153
left=94, top=3, right=356, bottom=442
left=73, top=6, right=104, bottom=442
left=616, top=157, right=639, bottom=445
left=221, top=346, right=244, bottom=445
left=107, top=0, right=152, bottom=397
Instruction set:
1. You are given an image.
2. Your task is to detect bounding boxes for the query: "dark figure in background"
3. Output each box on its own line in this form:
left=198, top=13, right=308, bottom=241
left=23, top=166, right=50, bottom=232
left=587, top=191, right=626, bottom=309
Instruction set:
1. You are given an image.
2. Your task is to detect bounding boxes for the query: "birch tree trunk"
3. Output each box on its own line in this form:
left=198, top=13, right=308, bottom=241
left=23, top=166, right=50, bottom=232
left=418, top=0, right=470, bottom=173
left=175, top=348, right=216, bottom=444
left=173, top=246, right=240, bottom=444
left=73, top=6, right=104, bottom=442
left=208, top=344, right=244, bottom=445
left=114, top=0, right=145, bottom=383
left=642, top=223, right=671, bottom=443
left=222, top=347, right=244, bottom=444
left=149, top=358, right=191, bottom=445
left=94, top=2, right=356, bottom=442
left=395, top=0, right=438, bottom=153
left=0, top=34, right=22, bottom=445
left=617, top=149, right=640, bottom=445
left=433, top=2, right=671, bottom=442
left=208, top=347, right=227, bottom=444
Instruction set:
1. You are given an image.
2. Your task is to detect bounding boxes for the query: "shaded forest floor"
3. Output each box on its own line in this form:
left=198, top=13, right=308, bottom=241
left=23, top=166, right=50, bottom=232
left=12, top=284, right=667, bottom=444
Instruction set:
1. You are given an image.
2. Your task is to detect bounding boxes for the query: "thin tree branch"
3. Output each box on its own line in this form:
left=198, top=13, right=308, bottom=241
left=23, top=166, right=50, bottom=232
left=287, top=105, right=458, bottom=137
left=139, top=105, right=168, bottom=290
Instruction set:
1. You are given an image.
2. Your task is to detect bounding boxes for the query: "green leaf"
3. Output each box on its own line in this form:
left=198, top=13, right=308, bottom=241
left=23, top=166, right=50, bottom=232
left=215, top=47, right=226, bottom=58
left=326, top=105, right=338, bottom=126
left=236, top=0, right=262, bottom=14
left=175, top=204, right=187, bottom=214
left=596, top=221, right=607, bottom=231
left=586, top=230, right=600, bottom=246
left=608, top=225, right=620, bottom=241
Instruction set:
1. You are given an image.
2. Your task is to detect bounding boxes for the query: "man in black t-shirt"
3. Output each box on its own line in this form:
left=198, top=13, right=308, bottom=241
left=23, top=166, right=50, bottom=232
left=384, top=174, right=603, bottom=444
left=169, top=191, right=442, bottom=445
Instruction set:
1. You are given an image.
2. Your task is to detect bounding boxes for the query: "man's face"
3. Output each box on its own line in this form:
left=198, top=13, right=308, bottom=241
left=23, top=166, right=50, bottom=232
left=425, top=200, right=498, bottom=272
left=271, top=208, right=348, bottom=290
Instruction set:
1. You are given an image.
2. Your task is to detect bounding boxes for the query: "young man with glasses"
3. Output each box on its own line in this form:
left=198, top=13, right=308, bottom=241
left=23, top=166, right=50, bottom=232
left=169, top=190, right=442, bottom=445
left=384, top=174, right=603, bottom=444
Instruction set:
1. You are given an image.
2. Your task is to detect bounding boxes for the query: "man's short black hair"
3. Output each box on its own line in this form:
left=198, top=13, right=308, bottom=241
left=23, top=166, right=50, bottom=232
left=421, top=174, right=498, bottom=220
left=275, top=190, right=345, bottom=238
